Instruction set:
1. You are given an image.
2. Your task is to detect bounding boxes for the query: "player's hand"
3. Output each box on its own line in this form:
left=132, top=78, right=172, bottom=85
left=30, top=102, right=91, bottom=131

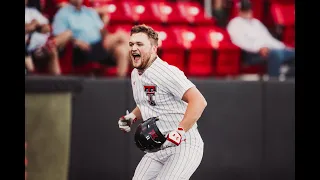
left=161, top=127, right=186, bottom=149
left=118, top=110, right=137, bottom=133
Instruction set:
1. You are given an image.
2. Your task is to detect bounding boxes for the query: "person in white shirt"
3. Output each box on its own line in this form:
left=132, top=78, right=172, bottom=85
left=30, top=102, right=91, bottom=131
left=227, top=0, right=294, bottom=77
left=25, top=0, right=72, bottom=75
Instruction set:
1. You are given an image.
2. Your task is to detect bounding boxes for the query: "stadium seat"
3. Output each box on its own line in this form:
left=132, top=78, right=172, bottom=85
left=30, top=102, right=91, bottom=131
left=149, top=2, right=189, bottom=25
left=152, top=25, right=186, bottom=72
left=106, top=24, right=132, bottom=34
left=59, top=42, right=74, bottom=74
left=59, top=42, right=106, bottom=76
left=170, top=25, right=241, bottom=77
left=270, top=2, right=295, bottom=47
left=200, top=26, right=241, bottom=76
left=127, top=1, right=162, bottom=25
left=176, top=1, right=215, bottom=26
left=170, top=26, right=213, bottom=76
left=92, top=1, right=135, bottom=25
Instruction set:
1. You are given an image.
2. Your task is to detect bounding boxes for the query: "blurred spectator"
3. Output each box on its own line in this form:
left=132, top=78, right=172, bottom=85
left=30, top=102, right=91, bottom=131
left=25, top=0, right=73, bottom=75
left=43, top=0, right=110, bottom=24
left=42, top=0, right=92, bottom=23
left=211, top=0, right=232, bottom=28
left=52, top=0, right=129, bottom=77
left=25, top=0, right=59, bottom=75
left=227, top=0, right=294, bottom=77
left=27, top=0, right=41, bottom=11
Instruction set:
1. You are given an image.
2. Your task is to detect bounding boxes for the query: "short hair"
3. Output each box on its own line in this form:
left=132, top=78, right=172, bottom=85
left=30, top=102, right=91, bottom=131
left=130, top=24, right=159, bottom=46
left=239, top=0, right=252, bottom=12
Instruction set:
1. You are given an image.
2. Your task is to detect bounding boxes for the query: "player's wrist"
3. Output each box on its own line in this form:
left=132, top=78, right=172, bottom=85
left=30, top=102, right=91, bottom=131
left=126, top=113, right=137, bottom=123
left=176, top=127, right=185, bottom=136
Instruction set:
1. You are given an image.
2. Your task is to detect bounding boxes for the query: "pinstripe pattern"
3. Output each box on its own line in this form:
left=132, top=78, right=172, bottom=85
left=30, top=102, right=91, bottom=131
left=131, top=57, right=204, bottom=179
left=133, top=128, right=204, bottom=180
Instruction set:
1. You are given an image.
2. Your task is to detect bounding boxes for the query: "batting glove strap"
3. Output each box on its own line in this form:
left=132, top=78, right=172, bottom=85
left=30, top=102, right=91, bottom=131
left=125, top=113, right=137, bottom=124
left=119, top=113, right=137, bottom=126
left=118, top=113, right=137, bottom=133
left=166, top=127, right=186, bottom=146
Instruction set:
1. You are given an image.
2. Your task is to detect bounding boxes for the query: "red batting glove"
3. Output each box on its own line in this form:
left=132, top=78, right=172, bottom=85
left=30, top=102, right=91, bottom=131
left=161, top=127, right=186, bottom=148
left=118, top=111, right=137, bottom=133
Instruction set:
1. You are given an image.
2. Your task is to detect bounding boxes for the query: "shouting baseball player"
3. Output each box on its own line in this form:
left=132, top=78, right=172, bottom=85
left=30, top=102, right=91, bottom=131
left=118, top=24, right=207, bottom=180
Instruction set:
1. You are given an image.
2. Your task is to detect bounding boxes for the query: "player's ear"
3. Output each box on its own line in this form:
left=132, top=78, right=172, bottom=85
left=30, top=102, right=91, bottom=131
left=152, top=45, right=157, bottom=54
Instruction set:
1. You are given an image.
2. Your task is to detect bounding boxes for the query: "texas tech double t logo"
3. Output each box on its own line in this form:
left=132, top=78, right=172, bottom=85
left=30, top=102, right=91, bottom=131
left=144, top=85, right=157, bottom=106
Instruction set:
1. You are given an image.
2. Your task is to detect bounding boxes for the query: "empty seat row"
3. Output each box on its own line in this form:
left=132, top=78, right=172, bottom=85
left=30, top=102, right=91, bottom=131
left=108, top=24, right=241, bottom=77
left=91, top=0, right=215, bottom=26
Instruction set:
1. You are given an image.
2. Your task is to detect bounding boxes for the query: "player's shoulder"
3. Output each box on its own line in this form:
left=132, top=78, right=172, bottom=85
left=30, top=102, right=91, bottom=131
left=152, top=57, right=184, bottom=75
left=148, top=58, right=188, bottom=84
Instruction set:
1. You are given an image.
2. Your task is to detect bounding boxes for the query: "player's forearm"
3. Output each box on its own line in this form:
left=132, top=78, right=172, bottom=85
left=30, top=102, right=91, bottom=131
left=132, top=106, right=142, bottom=121
left=179, top=98, right=207, bottom=132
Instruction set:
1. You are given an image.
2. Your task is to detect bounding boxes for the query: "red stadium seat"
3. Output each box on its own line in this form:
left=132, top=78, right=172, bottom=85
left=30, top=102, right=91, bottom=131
left=171, top=26, right=213, bottom=76
left=271, top=3, right=295, bottom=28
left=270, top=3, right=295, bottom=47
left=176, top=1, right=215, bottom=26
left=149, top=2, right=189, bottom=25
left=92, top=1, right=135, bottom=25
left=59, top=42, right=106, bottom=76
left=152, top=25, right=186, bottom=72
left=106, top=24, right=132, bottom=34
left=170, top=26, right=241, bottom=77
left=127, top=1, right=162, bottom=25
left=200, top=27, right=241, bottom=76
left=59, top=42, right=74, bottom=74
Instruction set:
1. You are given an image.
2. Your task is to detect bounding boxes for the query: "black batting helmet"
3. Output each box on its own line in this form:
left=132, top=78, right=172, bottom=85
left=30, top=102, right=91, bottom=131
left=134, top=117, right=166, bottom=153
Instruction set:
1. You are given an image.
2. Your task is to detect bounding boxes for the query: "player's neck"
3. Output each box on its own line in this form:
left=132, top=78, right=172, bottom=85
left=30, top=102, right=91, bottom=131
left=138, top=56, right=157, bottom=75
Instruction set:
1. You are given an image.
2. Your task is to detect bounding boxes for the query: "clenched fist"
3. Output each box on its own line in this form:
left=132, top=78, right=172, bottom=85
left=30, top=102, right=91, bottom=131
left=118, top=110, right=137, bottom=132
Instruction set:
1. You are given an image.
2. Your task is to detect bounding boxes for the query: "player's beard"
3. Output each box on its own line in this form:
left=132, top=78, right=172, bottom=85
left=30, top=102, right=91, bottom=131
left=137, top=53, right=151, bottom=70
left=134, top=48, right=153, bottom=71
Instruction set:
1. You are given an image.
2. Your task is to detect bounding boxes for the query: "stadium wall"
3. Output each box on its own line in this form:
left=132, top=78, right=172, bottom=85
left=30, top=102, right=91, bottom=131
left=25, top=76, right=295, bottom=180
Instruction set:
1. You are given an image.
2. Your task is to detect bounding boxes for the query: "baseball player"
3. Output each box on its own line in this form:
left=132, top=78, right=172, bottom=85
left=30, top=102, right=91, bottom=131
left=118, top=24, right=207, bottom=180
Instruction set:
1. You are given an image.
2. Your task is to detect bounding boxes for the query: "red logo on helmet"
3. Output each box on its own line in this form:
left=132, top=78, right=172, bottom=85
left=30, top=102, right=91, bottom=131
left=149, top=129, right=158, bottom=139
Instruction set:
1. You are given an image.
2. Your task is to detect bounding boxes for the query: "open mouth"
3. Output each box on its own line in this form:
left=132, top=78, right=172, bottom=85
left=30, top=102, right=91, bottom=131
left=132, top=53, right=141, bottom=61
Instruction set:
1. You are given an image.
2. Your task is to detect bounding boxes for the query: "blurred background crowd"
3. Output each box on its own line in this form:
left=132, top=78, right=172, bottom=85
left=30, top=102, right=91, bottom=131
left=25, top=0, right=295, bottom=80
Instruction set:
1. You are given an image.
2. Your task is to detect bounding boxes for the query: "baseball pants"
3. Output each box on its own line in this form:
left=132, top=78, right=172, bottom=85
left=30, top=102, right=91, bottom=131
left=132, top=128, right=204, bottom=180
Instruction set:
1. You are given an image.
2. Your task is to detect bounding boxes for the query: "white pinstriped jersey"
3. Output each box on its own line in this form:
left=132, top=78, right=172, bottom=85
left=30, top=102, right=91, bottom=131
left=131, top=57, right=197, bottom=135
